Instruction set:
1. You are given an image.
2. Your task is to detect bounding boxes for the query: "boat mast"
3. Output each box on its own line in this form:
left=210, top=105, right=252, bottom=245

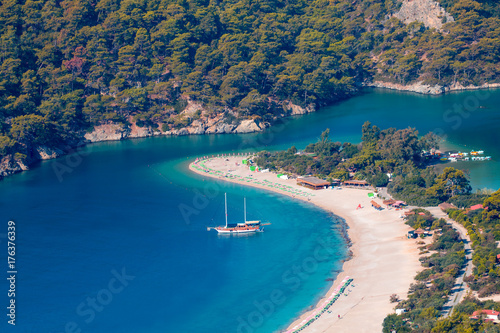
left=244, top=197, right=247, bottom=223
left=225, top=193, right=228, bottom=228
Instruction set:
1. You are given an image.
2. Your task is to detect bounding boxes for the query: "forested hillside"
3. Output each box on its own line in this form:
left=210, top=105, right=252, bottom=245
left=1, top=0, right=500, bottom=175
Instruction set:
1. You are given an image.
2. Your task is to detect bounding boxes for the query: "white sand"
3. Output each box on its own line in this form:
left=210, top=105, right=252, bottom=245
left=189, top=155, right=422, bottom=333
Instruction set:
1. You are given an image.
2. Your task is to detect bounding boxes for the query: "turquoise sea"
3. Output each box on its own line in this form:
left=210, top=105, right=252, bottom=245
left=0, top=88, right=499, bottom=332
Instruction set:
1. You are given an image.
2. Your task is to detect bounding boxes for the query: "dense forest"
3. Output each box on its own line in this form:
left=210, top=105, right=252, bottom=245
left=2, top=0, right=500, bottom=167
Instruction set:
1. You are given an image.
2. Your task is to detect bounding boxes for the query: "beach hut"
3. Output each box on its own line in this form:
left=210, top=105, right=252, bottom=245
left=343, top=180, right=370, bottom=188
left=414, top=228, right=425, bottom=237
left=297, top=176, right=330, bottom=190
left=383, top=199, right=396, bottom=206
left=370, top=200, right=382, bottom=210
left=331, top=179, right=341, bottom=186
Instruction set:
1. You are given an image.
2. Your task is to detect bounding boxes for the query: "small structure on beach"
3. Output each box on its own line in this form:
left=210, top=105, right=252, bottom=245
left=383, top=199, right=396, bottom=207
left=404, top=210, right=415, bottom=217
left=371, top=200, right=383, bottom=210
left=414, top=228, right=426, bottom=237
left=343, top=180, right=370, bottom=188
left=297, top=176, right=330, bottom=190
left=331, top=179, right=341, bottom=186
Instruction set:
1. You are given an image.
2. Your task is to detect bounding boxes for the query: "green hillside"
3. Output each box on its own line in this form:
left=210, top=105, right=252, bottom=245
left=1, top=0, right=500, bottom=162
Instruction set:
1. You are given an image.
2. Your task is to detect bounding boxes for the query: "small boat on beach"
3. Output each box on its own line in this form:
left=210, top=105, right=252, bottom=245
left=471, top=150, right=485, bottom=156
left=207, top=194, right=269, bottom=234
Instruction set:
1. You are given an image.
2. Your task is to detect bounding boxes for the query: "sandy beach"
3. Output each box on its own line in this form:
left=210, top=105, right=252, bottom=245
left=189, top=155, right=422, bottom=333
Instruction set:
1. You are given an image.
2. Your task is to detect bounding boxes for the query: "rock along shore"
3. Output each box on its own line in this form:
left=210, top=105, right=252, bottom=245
left=2, top=81, right=499, bottom=180
left=366, top=81, right=500, bottom=95
left=0, top=99, right=316, bottom=179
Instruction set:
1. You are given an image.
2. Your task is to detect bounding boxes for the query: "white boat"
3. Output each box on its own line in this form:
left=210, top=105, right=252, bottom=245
left=208, top=194, right=268, bottom=234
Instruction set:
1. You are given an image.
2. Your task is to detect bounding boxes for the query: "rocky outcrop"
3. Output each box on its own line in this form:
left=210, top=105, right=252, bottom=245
left=0, top=156, right=25, bottom=178
left=0, top=145, right=65, bottom=179
left=0, top=99, right=303, bottom=180
left=84, top=124, right=129, bottom=142
left=35, top=146, right=64, bottom=160
left=181, top=100, right=204, bottom=117
left=76, top=98, right=311, bottom=143
left=205, top=121, right=236, bottom=134
left=367, top=80, right=445, bottom=94
left=234, top=119, right=262, bottom=133
left=447, top=82, right=500, bottom=92
left=394, top=0, right=454, bottom=30
left=282, top=101, right=316, bottom=116
left=82, top=113, right=266, bottom=139
left=129, top=121, right=161, bottom=138
left=366, top=80, right=500, bottom=95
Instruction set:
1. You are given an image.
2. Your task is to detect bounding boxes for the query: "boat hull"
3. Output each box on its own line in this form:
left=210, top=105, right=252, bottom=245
left=215, top=227, right=261, bottom=234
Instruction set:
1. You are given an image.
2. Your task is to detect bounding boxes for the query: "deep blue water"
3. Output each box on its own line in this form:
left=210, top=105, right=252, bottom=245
left=0, top=88, right=499, bottom=333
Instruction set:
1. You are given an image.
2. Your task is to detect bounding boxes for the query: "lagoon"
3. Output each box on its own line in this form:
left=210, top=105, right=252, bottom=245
left=0, top=88, right=499, bottom=332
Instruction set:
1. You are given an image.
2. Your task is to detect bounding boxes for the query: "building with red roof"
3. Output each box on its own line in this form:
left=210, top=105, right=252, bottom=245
left=470, top=309, right=500, bottom=321
left=470, top=204, right=484, bottom=211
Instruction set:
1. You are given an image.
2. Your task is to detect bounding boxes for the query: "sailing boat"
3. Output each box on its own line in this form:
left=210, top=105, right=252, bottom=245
left=207, top=194, right=268, bottom=234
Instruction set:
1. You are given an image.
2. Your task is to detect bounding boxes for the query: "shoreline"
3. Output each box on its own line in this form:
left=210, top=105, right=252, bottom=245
left=2, top=84, right=500, bottom=181
left=189, top=155, right=422, bottom=333
left=365, top=81, right=500, bottom=95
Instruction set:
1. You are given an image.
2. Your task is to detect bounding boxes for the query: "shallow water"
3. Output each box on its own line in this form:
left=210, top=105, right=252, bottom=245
left=0, top=88, right=499, bottom=333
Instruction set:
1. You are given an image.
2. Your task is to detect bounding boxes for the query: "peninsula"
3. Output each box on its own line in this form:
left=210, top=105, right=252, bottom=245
left=189, top=122, right=500, bottom=332
left=190, top=154, right=422, bottom=332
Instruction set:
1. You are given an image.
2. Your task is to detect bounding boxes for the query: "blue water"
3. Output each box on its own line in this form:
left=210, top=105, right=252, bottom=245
left=1, top=88, right=499, bottom=333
